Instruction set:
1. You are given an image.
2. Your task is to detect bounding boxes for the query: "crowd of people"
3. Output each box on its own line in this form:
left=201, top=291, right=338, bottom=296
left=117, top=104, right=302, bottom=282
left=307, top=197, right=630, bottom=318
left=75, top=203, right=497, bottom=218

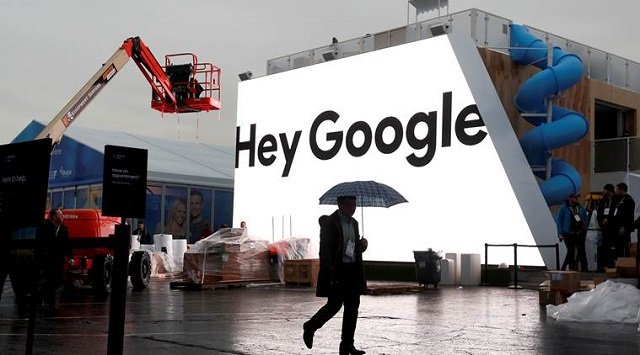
left=557, top=182, right=637, bottom=272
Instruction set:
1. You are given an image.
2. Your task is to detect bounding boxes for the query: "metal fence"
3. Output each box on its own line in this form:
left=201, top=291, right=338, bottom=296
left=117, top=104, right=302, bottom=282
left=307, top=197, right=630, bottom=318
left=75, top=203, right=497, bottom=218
left=266, top=8, right=640, bottom=94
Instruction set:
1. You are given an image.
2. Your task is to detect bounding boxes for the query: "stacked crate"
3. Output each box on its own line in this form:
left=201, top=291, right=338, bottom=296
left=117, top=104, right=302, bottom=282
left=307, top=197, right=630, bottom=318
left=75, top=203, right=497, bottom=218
left=283, top=259, right=320, bottom=287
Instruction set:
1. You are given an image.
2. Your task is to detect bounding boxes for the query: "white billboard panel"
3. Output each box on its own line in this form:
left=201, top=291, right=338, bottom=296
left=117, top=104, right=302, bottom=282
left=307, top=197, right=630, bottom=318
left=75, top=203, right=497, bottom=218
left=235, top=34, right=559, bottom=267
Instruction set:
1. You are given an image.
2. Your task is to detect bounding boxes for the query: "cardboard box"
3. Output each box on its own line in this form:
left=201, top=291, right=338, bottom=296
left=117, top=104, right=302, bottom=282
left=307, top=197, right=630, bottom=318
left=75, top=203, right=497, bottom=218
left=538, top=287, right=568, bottom=306
left=605, top=267, right=619, bottom=279
left=284, top=259, right=320, bottom=287
left=538, top=276, right=595, bottom=306
left=547, top=271, right=580, bottom=292
left=593, top=276, right=607, bottom=286
left=615, top=257, right=639, bottom=277
left=540, top=279, right=594, bottom=293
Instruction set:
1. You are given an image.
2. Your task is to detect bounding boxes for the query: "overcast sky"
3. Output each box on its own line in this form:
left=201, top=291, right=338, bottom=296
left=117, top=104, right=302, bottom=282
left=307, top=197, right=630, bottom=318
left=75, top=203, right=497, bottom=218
left=2, top=0, right=639, bottom=148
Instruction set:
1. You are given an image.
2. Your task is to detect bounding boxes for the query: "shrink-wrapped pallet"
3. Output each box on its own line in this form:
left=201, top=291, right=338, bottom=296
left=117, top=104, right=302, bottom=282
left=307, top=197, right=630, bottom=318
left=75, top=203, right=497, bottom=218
left=184, top=228, right=270, bottom=284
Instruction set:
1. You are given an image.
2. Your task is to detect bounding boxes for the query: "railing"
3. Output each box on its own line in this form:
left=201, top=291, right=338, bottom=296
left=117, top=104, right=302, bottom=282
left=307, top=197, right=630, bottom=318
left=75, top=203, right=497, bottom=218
left=267, top=8, right=640, bottom=94
left=484, top=243, right=560, bottom=289
left=593, top=136, right=640, bottom=172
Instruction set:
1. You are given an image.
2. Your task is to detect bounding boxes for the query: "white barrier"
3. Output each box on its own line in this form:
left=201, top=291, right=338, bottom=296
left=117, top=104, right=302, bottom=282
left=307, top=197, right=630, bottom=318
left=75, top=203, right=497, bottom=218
left=445, top=252, right=461, bottom=284
left=440, top=258, right=456, bottom=285
left=131, top=235, right=141, bottom=250
left=153, top=234, right=174, bottom=256
left=460, top=253, right=481, bottom=286
left=172, top=239, right=188, bottom=270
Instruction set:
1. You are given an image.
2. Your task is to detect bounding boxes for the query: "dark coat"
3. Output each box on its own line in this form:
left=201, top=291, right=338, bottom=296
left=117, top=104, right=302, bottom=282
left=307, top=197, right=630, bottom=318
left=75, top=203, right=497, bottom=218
left=35, top=220, right=70, bottom=288
left=316, top=210, right=367, bottom=297
left=133, top=227, right=152, bottom=245
left=597, top=196, right=616, bottom=238
left=612, top=194, right=635, bottom=239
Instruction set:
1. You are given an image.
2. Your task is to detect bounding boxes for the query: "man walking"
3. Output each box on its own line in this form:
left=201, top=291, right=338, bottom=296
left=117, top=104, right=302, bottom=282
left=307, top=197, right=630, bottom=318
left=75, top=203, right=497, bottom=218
left=303, top=196, right=368, bottom=355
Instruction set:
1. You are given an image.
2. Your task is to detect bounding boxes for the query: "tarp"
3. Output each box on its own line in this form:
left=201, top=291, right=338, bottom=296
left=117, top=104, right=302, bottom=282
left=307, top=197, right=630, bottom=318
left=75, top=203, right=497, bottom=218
left=547, top=280, right=640, bottom=328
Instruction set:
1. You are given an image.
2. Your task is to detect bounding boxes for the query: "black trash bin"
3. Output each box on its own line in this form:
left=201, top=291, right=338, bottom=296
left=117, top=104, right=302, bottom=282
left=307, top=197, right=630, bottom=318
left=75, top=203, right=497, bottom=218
left=413, top=249, right=441, bottom=288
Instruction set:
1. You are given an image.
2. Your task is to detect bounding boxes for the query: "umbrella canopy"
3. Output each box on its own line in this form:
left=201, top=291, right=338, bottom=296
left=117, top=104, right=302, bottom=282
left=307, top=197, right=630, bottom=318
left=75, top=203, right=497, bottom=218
left=319, top=181, right=408, bottom=236
left=319, top=180, right=408, bottom=207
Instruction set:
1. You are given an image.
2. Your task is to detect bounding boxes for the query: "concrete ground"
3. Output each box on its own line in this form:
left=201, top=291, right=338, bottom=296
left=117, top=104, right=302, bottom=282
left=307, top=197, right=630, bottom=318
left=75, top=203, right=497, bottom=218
left=1, top=279, right=639, bottom=354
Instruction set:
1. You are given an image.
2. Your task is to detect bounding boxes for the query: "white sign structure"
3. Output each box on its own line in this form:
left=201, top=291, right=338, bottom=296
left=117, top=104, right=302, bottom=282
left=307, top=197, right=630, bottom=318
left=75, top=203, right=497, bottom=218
left=234, top=33, right=559, bottom=267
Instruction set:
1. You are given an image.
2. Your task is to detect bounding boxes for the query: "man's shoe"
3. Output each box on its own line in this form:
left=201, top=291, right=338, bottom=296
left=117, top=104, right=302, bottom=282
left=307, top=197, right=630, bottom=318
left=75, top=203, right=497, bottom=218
left=302, top=322, right=314, bottom=349
left=340, top=342, right=365, bottom=355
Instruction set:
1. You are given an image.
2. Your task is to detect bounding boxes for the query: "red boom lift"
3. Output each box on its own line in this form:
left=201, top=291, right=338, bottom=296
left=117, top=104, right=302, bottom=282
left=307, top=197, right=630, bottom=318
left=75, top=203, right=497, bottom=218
left=35, top=36, right=221, bottom=145
left=9, top=38, right=221, bottom=297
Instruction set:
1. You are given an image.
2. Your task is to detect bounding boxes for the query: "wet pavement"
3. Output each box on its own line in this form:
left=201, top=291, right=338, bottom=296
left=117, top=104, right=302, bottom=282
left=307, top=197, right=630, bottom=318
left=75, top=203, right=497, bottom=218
left=1, top=279, right=639, bottom=354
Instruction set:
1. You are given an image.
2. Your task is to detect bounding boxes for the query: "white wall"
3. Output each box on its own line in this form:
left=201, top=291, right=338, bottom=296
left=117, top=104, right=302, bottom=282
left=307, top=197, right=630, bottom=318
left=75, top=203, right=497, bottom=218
left=234, top=35, right=558, bottom=266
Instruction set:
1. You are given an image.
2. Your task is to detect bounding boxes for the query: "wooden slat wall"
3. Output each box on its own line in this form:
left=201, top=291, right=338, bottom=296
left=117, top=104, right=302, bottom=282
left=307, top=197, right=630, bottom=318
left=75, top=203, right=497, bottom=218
left=476, top=48, right=640, bottom=197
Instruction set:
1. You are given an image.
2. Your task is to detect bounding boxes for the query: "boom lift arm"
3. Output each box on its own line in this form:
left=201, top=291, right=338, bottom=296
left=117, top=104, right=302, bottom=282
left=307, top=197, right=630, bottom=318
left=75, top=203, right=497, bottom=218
left=36, top=37, right=221, bottom=145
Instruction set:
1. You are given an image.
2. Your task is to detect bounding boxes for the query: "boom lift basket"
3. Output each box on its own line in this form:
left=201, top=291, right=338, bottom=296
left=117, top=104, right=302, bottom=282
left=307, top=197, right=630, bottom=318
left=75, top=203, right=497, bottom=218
left=151, top=53, right=221, bottom=113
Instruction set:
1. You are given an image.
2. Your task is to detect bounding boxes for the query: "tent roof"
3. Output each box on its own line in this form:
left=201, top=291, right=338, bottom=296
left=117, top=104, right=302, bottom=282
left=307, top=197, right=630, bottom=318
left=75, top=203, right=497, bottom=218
left=18, top=121, right=234, bottom=188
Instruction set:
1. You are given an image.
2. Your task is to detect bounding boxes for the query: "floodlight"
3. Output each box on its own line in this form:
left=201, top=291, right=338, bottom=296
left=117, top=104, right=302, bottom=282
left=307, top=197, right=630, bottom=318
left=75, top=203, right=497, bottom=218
left=322, top=51, right=337, bottom=62
left=429, top=23, right=450, bottom=36
left=238, top=71, right=253, bottom=81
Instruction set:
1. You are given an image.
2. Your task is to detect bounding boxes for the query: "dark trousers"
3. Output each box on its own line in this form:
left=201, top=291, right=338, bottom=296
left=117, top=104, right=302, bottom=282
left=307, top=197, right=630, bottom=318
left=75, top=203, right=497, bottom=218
left=596, top=245, right=606, bottom=272
left=306, top=293, right=360, bottom=345
left=602, top=235, right=618, bottom=268
left=561, top=233, right=588, bottom=271
left=617, top=234, right=631, bottom=258
left=0, top=262, right=8, bottom=302
left=561, top=235, right=576, bottom=270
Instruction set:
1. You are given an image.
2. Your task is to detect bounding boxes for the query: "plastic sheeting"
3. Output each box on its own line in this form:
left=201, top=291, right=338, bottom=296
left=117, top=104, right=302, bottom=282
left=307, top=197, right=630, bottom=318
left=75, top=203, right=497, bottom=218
left=151, top=252, right=178, bottom=275
left=184, top=228, right=270, bottom=284
left=546, top=280, right=640, bottom=328
left=268, top=237, right=313, bottom=282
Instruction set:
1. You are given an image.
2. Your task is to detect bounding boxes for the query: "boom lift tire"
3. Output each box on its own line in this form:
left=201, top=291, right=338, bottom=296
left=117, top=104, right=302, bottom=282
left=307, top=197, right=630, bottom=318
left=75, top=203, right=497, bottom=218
left=91, top=254, right=113, bottom=296
left=129, top=251, right=151, bottom=290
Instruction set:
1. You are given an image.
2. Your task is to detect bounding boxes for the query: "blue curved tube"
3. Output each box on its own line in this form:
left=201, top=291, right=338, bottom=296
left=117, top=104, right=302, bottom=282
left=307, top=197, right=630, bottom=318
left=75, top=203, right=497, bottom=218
left=520, top=108, right=588, bottom=165
left=514, top=55, right=584, bottom=112
left=509, top=24, right=588, bottom=206
left=540, top=160, right=582, bottom=206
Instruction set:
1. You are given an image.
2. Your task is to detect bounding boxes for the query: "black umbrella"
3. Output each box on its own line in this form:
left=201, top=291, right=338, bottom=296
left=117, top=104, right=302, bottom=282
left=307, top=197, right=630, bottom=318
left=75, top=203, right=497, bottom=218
left=319, top=180, right=408, bottom=235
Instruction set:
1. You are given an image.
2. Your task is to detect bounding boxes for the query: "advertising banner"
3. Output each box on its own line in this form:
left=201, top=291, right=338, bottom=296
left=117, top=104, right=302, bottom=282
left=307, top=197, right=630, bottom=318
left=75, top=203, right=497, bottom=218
left=235, top=34, right=558, bottom=266
left=0, top=138, right=51, bottom=228
left=102, top=145, right=148, bottom=218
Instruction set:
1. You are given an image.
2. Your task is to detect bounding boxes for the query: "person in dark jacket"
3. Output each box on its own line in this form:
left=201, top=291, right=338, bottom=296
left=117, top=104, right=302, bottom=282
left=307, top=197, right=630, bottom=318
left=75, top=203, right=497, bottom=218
left=303, top=196, right=368, bottom=355
left=596, top=184, right=616, bottom=269
left=35, top=208, right=71, bottom=310
left=557, top=193, right=588, bottom=271
left=612, top=182, right=635, bottom=258
left=133, top=220, right=152, bottom=245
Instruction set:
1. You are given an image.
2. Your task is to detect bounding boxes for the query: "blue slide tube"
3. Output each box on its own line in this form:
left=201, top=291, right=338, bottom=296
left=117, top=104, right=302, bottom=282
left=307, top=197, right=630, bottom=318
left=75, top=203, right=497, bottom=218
left=509, top=24, right=588, bottom=205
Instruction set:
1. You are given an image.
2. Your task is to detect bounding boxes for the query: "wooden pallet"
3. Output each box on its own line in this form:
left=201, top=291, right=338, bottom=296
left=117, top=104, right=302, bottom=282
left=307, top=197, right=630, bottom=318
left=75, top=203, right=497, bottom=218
left=367, top=283, right=425, bottom=296
left=169, top=278, right=275, bottom=291
left=284, top=281, right=315, bottom=287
